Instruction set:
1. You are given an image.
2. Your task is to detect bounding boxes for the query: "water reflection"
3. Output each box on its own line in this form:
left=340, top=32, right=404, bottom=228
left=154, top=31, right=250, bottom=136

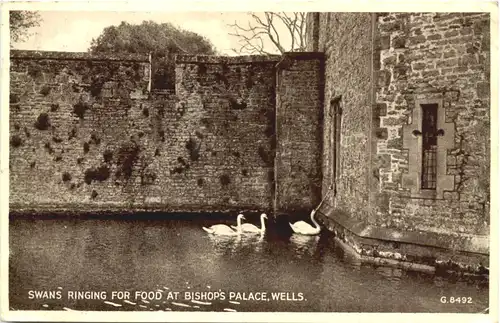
left=289, top=234, right=320, bottom=257
left=375, top=266, right=403, bottom=283
left=9, top=217, right=489, bottom=312
left=207, top=232, right=265, bottom=256
left=207, top=233, right=242, bottom=256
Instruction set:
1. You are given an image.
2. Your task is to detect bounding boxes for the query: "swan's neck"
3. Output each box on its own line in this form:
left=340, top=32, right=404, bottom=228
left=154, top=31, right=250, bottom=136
left=311, top=212, right=320, bottom=229
left=236, top=217, right=243, bottom=233
left=260, top=215, right=266, bottom=231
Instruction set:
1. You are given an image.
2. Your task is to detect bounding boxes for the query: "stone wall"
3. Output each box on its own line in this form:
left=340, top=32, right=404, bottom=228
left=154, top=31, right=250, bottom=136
left=307, top=13, right=374, bottom=222
left=373, top=13, right=490, bottom=235
left=10, top=51, right=151, bottom=211
left=307, top=12, right=490, bottom=243
left=169, top=55, right=279, bottom=211
left=275, top=53, right=324, bottom=215
left=11, top=12, right=490, bottom=236
left=9, top=50, right=281, bottom=213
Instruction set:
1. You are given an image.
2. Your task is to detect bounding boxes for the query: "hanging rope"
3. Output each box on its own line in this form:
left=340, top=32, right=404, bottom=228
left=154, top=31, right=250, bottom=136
left=313, top=185, right=334, bottom=213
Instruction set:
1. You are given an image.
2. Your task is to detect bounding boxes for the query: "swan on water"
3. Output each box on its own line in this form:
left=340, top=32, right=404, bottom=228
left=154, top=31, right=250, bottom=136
left=231, top=213, right=268, bottom=234
left=289, top=209, right=321, bottom=236
left=202, top=214, right=245, bottom=235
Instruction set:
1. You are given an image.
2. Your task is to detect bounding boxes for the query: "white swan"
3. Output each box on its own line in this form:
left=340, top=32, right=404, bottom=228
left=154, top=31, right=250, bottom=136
left=231, top=213, right=268, bottom=234
left=202, top=214, right=245, bottom=235
left=289, top=210, right=321, bottom=236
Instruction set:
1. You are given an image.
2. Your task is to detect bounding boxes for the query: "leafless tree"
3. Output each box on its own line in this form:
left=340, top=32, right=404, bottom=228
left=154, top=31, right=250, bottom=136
left=229, top=12, right=307, bottom=55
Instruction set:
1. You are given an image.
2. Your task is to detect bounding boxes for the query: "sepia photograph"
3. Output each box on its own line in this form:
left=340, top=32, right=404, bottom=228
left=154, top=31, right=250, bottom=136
left=0, top=1, right=497, bottom=322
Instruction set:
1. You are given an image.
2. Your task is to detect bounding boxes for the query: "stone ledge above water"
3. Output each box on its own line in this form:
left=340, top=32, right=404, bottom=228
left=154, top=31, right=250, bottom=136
left=8, top=203, right=269, bottom=217
left=319, top=207, right=489, bottom=255
left=317, top=207, right=489, bottom=277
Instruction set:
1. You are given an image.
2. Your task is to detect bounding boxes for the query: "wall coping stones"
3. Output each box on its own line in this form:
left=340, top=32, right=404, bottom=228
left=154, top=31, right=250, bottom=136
left=10, top=50, right=151, bottom=62
left=281, top=51, right=325, bottom=60
left=10, top=50, right=282, bottom=65
left=10, top=50, right=322, bottom=67
left=175, top=54, right=281, bottom=64
left=276, top=51, right=325, bottom=70
left=318, top=205, right=489, bottom=255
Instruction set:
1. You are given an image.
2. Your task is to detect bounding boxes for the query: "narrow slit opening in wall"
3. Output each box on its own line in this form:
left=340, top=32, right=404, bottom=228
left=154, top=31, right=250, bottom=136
left=421, top=103, right=438, bottom=190
left=330, top=96, right=342, bottom=197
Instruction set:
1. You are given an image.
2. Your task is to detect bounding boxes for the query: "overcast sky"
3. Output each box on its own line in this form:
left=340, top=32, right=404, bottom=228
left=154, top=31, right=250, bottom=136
left=11, top=11, right=286, bottom=55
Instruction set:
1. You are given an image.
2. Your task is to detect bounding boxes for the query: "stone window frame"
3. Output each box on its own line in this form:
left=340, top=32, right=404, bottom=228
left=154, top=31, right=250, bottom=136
left=402, top=97, right=455, bottom=199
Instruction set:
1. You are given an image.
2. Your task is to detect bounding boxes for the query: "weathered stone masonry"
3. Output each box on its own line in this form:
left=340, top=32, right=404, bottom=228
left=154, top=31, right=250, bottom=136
left=374, top=13, right=490, bottom=236
left=275, top=53, right=324, bottom=215
left=9, top=50, right=323, bottom=215
left=308, top=12, right=490, bottom=272
left=9, top=12, right=490, bottom=271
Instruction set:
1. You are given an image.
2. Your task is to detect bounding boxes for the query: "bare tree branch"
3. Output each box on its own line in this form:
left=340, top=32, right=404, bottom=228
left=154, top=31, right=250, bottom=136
left=229, top=31, right=273, bottom=55
left=266, top=13, right=286, bottom=53
left=228, top=12, right=307, bottom=55
left=274, top=12, right=296, bottom=51
left=298, top=12, right=306, bottom=49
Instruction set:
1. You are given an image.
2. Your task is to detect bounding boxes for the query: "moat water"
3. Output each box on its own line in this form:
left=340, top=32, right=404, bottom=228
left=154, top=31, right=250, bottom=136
left=9, top=215, right=489, bottom=312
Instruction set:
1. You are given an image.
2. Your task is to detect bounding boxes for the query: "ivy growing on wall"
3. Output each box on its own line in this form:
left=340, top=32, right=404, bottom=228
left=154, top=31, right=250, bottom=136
left=115, top=141, right=140, bottom=180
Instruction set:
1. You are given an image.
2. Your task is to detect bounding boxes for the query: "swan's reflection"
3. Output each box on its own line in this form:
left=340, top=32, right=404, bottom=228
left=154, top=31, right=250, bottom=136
left=207, top=234, right=240, bottom=256
left=243, top=233, right=266, bottom=253
left=207, top=233, right=265, bottom=256
left=289, top=234, right=320, bottom=257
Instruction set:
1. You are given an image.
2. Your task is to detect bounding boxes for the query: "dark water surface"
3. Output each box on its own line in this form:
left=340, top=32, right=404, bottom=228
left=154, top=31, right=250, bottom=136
left=9, top=215, right=489, bottom=312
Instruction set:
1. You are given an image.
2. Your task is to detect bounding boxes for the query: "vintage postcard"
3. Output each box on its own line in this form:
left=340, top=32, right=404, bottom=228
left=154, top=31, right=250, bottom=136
left=0, top=0, right=498, bottom=322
